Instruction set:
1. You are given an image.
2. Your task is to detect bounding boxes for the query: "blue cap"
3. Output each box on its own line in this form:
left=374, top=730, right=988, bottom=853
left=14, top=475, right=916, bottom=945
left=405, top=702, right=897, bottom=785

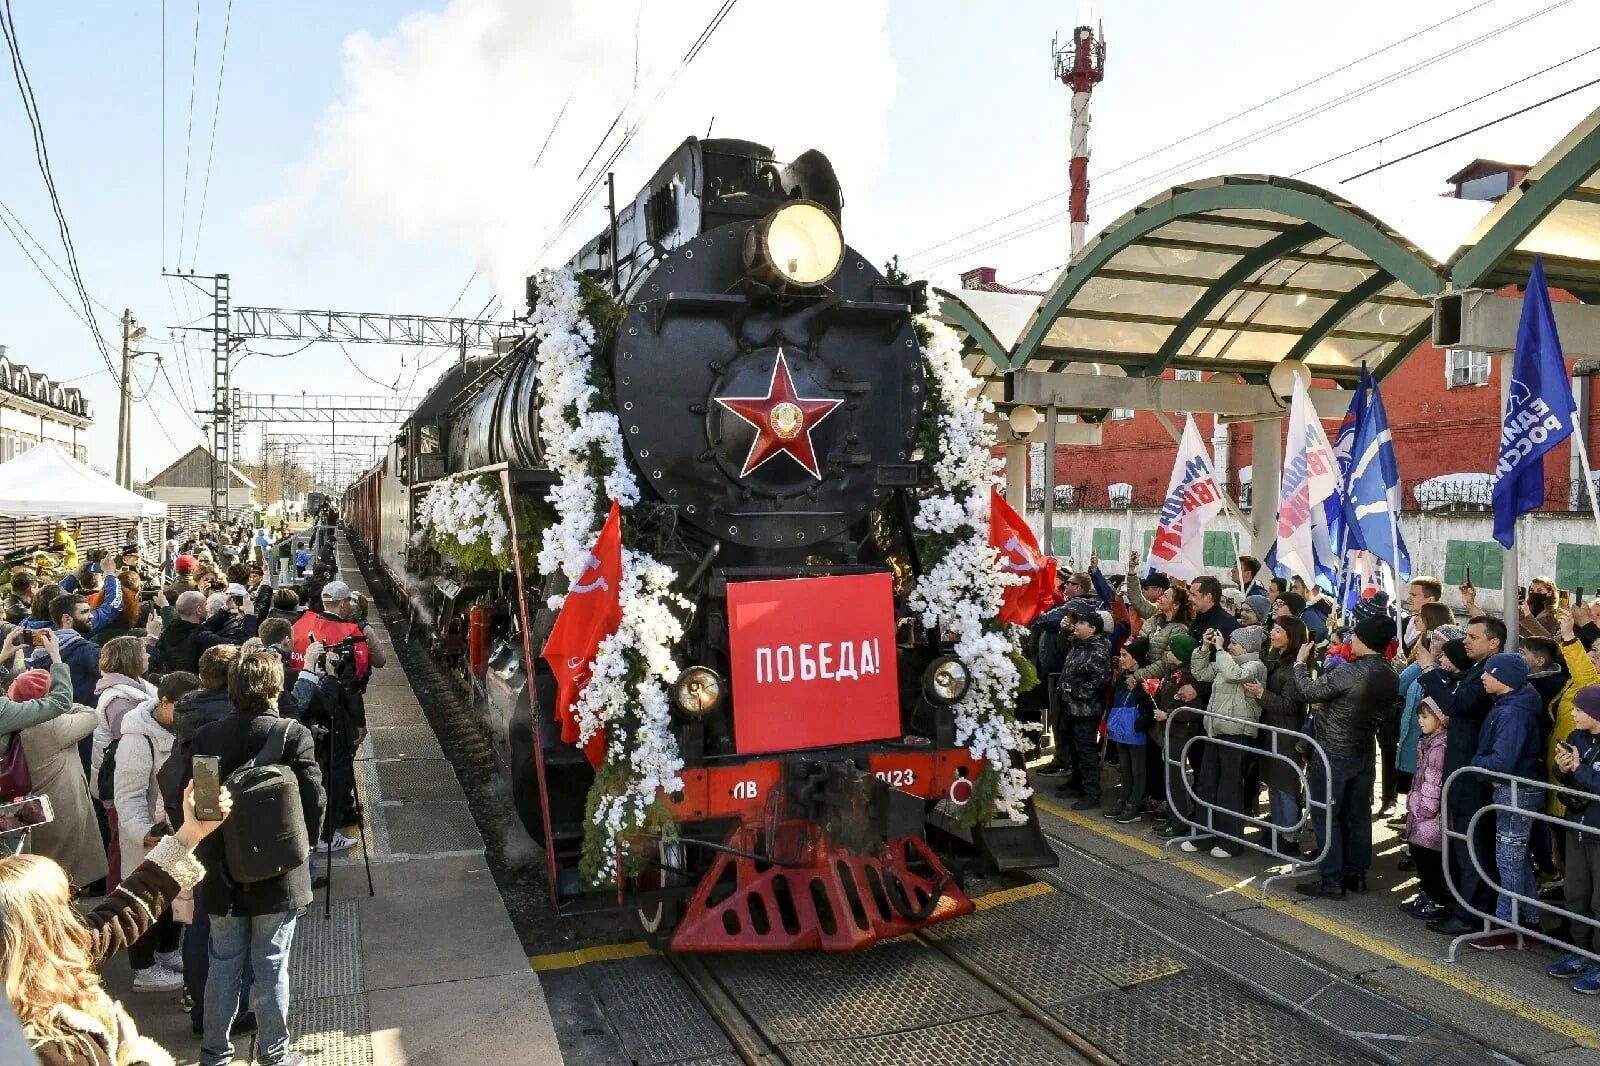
left=1483, top=652, right=1528, bottom=690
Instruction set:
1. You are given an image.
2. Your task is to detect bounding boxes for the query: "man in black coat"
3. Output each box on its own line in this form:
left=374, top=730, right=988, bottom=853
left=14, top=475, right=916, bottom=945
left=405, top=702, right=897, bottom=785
left=164, top=649, right=323, bottom=1066
left=1417, top=615, right=1505, bottom=933
left=155, top=590, right=258, bottom=674
left=1188, top=576, right=1238, bottom=642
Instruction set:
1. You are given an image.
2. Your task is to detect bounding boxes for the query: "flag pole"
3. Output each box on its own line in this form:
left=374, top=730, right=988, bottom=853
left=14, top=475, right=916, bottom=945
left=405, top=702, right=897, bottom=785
left=1569, top=416, right=1600, bottom=545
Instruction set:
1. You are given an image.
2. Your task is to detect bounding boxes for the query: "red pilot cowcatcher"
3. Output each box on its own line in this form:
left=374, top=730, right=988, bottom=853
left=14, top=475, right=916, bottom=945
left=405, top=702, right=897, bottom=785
left=715, top=349, right=842, bottom=479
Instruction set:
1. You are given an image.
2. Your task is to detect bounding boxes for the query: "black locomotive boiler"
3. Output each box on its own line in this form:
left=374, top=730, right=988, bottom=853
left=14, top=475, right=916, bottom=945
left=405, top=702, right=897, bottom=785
left=343, top=137, right=1053, bottom=951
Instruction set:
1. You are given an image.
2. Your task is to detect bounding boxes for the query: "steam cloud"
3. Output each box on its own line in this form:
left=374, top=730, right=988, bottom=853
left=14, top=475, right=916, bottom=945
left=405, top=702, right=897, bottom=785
left=260, top=0, right=898, bottom=309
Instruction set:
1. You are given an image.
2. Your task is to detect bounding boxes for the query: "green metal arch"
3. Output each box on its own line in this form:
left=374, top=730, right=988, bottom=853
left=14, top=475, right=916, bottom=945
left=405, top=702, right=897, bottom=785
left=1282, top=269, right=1395, bottom=365
left=935, top=289, right=1011, bottom=372
left=1144, top=224, right=1321, bottom=377
left=1451, top=118, right=1600, bottom=288
left=1005, top=181, right=1444, bottom=371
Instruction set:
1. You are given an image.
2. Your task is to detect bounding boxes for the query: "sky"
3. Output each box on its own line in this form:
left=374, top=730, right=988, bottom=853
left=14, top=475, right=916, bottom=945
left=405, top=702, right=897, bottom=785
left=0, top=0, right=1595, bottom=485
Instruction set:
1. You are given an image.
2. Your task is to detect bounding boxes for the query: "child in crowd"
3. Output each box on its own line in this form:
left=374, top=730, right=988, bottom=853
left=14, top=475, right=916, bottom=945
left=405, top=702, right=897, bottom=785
left=1550, top=686, right=1600, bottom=992
left=1470, top=653, right=1546, bottom=950
left=1105, top=637, right=1151, bottom=825
left=1402, top=696, right=1450, bottom=921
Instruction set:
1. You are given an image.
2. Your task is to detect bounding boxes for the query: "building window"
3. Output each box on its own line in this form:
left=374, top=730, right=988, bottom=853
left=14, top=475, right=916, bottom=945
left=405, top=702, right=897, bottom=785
left=1555, top=544, right=1600, bottom=593
left=1050, top=527, right=1072, bottom=558
left=1174, top=369, right=1203, bottom=382
left=1202, top=530, right=1240, bottom=569
left=1109, top=407, right=1134, bottom=421
left=1446, top=349, right=1489, bottom=388
left=1443, top=539, right=1503, bottom=590
left=1092, top=527, right=1121, bottom=561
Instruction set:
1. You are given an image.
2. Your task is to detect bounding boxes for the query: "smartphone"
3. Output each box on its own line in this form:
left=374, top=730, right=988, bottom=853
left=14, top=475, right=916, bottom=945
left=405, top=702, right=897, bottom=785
left=1561, top=589, right=1573, bottom=610
left=1580, top=588, right=1588, bottom=605
left=192, top=756, right=223, bottom=821
left=228, top=594, right=245, bottom=608
left=1464, top=563, right=1473, bottom=587
left=0, top=794, right=53, bottom=835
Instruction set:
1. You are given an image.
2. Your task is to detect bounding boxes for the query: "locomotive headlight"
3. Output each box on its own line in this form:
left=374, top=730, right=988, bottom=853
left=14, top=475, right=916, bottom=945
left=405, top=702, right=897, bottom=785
left=744, top=201, right=843, bottom=288
left=922, top=655, right=970, bottom=706
left=672, top=666, right=723, bottom=717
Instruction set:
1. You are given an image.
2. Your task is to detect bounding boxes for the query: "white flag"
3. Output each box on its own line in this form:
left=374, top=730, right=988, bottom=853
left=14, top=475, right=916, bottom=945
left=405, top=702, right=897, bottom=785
left=1275, top=376, right=1340, bottom=585
left=1146, top=416, right=1226, bottom=582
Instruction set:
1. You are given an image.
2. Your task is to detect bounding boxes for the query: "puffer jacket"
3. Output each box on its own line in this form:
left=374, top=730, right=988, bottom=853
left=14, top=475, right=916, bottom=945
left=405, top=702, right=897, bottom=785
left=1551, top=640, right=1600, bottom=815
left=1395, top=662, right=1426, bottom=775
left=1553, top=728, right=1600, bottom=842
left=1290, top=653, right=1399, bottom=758
left=112, top=700, right=176, bottom=875
left=1406, top=729, right=1448, bottom=852
left=1472, top=683, right=1544, bottom=780
left=1256, top=650, right=1306, bottom=791
left=1131, top=617, right=1188, bottom=684
left=1190, top=645, right=1265, bottom=738
left=1057, top=634, right=1111, bottom=717
left=90, top=675, right=158, bottom=786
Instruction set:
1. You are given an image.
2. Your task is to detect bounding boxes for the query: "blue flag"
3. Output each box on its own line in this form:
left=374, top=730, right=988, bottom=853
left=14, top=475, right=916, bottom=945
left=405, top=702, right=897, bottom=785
left=1340, top=365, right=1411, bottom=579
left=1492, top=256, right=1574, bottom=548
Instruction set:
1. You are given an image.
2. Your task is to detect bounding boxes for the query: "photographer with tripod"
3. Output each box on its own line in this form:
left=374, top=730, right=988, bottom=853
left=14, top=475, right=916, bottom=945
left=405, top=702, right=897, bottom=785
left=289, top=581, right=384, bottom=853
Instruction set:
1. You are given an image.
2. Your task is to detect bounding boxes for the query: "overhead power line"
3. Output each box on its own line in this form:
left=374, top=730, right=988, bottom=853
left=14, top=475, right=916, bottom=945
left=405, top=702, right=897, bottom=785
left=175, top=0, right=201, bottom=264
left=187, top=0, right=234, bottom=267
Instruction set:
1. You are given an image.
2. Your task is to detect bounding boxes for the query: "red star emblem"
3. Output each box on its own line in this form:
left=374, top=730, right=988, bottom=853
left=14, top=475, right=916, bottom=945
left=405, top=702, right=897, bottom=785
left=714, top=349, right=842, bottom=479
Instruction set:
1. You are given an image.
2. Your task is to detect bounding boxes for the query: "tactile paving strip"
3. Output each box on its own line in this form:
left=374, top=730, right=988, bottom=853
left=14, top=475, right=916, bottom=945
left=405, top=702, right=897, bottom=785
left=1125, top=969, right=1380, bottom=1066
left=380, top=800, right=483, bottom=855
left=924, top=909, right=1117, bottom=1004
left=291, top=899, right=363, bottom=999
left=287, top=991, right=374, bottom=1066
left=368, top=724, right=444, bottom=760
left=583, top=955, right=736, bottom=1065
left=710, top=940, right=999, bottom=1043
left=375, top=757, right=465, bottom=803
left=782, top=1010, right=1084, bottom=1066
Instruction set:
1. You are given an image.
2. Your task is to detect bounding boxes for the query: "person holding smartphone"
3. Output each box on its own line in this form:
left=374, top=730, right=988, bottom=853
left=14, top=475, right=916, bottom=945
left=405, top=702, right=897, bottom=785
left=1551, top=687, right=1600, bottom=992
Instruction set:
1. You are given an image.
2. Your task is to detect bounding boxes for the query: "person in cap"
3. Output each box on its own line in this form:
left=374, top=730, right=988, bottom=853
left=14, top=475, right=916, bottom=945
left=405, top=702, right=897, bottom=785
left=1053, top=599, right=1111, bottom=810
left=164, top=555, right=199, bottom=601
left=1401, top=696, right=1451, bottom=921
left=1238, top=594, right=1273, bottom=629
left=1465, top=652, right=1545, bottom=950
left=1151, top=630, right=1209, bottom=838
left=289, top=580, right=384, bottom=851
left=1182, top=623, right=1266, bottom=858
left=1551, top=685, right=1600, bottom=991
left=202, top=583, right=257, bottom=643
left=1106, top=636, right=1152, bottom=824
left=1288, top=614, right=1401, bottom=899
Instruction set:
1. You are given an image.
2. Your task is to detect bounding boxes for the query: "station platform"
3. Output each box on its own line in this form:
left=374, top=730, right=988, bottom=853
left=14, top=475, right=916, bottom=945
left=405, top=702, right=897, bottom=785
left=102, top=541, right=563, bottom=1065
left=1029, top=781, right=1600, bottom=1066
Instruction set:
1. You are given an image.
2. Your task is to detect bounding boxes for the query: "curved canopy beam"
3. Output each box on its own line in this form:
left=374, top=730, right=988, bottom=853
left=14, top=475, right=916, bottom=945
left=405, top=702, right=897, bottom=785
left=935, top=290, right=1011, bottom=372
left=1282, top=269, right=1395, bottom=365
left=1005, top=180, right=1444, bottom=372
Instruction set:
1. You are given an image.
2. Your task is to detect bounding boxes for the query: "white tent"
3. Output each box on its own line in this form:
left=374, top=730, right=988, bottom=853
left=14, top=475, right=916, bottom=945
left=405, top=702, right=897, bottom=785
left=0, top=442, right=166, bottom=520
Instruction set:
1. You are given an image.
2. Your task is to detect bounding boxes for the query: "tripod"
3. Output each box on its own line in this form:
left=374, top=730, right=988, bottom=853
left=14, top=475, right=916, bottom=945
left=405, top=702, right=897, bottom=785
left=319, top=679, right=375, bottom=918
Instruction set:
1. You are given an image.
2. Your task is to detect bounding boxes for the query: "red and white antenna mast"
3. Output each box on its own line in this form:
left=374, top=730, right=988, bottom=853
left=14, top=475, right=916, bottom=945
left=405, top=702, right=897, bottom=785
left=1053, top=19, right=1107, bottom=260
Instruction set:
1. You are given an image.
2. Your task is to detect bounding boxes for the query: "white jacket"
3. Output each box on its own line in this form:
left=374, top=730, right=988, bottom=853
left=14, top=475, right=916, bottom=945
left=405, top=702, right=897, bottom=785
left=111, top=699, right=176, bottom=875
left=90, top=678, right=157, bottom=787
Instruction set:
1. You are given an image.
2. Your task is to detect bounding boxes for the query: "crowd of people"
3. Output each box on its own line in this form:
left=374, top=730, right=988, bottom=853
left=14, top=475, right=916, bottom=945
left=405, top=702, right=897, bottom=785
left=1026, top=551, right=1600, bottom=995
left=0, top=508, right=382, bottom=1064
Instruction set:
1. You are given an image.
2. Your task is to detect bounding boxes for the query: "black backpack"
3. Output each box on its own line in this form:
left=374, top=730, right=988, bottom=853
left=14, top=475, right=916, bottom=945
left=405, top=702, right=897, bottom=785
left=220, top=720, right=311, bottom=884
left=96, top=738, right=120, bottom=802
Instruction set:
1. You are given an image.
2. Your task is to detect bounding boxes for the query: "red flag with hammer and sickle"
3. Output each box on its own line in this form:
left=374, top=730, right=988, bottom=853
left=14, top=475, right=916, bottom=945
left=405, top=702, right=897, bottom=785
left=542, top=500, right=622, bottom=768
left=988, top=486, right=1052, bottom=625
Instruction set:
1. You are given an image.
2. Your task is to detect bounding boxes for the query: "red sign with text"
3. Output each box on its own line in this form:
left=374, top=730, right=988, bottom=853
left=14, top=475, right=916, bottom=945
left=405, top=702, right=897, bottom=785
left=726, top=573, right=901, bottom=755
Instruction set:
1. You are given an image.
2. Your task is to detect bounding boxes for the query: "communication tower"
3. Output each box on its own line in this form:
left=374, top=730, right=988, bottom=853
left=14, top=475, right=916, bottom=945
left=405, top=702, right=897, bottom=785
left=1053, top=22, right=1107, bottom=260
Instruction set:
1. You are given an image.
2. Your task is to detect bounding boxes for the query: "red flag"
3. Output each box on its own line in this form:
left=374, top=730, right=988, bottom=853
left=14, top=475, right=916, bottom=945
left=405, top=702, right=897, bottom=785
left=988, top=486, right=1051, bottom=624
left=542, top=501, right=623, bottom=768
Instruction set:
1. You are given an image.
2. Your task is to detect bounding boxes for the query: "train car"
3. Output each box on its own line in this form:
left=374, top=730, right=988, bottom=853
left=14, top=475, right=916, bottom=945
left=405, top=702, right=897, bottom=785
left=343, top=136, right=1054, bottom=952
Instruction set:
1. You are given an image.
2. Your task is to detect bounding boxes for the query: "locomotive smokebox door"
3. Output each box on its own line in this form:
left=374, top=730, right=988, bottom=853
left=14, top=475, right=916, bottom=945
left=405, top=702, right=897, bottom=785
left=612, top=221, right=924, bottom=551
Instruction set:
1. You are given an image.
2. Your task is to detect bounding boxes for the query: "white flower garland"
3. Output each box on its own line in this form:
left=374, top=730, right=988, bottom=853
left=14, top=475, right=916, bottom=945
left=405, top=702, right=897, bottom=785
left=528, top=268, right=688, bottom=882
left=907, top=299, right=1034, bottom=820
left=414, top=474, right=510, bottom=559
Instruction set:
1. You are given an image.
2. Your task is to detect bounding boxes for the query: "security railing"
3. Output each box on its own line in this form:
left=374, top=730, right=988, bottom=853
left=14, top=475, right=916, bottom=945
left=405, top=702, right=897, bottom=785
left=1439, top=766, right=1600, bottom=963
left=1162, top=708, right=1333, bottom=897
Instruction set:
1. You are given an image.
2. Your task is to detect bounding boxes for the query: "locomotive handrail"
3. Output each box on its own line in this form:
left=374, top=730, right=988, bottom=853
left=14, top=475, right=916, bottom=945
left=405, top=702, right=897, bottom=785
left=1439, top=765, right=1600, bottom=963
left=1162, top=708, right=1333, bottom=898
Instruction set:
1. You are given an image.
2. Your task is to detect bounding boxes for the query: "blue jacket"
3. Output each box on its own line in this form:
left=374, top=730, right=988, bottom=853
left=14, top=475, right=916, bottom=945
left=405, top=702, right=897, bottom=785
left=1553, top=728, right=1600, bottom=840
left=27, top=629, right=102, bottom=706
left=38, top=573, right=123, bottom=635
left=1396, top=661, right=1425, bottom=774
left=1471, top=683, right=1544, bottom=780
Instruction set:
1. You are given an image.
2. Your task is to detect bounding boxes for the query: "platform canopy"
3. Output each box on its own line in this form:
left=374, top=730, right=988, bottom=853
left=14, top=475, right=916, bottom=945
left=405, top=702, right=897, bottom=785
left=938, top=102, right=1600, bottom=401
left=0, top=442, right=166, bottom=520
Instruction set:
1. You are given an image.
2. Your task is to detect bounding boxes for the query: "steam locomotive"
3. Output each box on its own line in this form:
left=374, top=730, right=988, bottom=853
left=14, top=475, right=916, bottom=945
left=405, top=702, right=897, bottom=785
left=343, top=137, right=1053, bottom=952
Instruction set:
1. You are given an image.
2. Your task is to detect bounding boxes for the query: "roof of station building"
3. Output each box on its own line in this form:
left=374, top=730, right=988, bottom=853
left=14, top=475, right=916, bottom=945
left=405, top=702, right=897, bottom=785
left=937, top=103, right=1600, bottom=394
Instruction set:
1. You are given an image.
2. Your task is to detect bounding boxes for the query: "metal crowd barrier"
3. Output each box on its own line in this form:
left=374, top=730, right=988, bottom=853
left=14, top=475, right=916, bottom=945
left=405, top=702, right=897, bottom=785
left=1162, top=708, right=1333, bottom=897
left=1439, top=765, right=1600, bottom=963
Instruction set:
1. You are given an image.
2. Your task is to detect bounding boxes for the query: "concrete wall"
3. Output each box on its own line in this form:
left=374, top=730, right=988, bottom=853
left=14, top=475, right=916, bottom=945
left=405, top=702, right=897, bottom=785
left=1023, top=507, right=1600, bottom=617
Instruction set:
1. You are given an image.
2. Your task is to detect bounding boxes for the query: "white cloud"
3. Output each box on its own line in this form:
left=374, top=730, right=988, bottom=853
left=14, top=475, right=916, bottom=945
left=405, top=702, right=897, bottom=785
left=258, top=0, right=898, bottom=310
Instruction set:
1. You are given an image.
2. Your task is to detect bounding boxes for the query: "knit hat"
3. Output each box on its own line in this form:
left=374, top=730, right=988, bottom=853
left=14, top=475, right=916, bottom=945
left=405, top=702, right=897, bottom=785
left=1278, top=591, right=1307, bottom=616
left=1167, top=632, right=1197, bottom=662
left=1441, top=638, right=1473, bottom=672
left=1483, top=652, right=1529, bottom=690
left=1229, top=626, right=1264, bottom=655
left=1574, top=685, right=1600, bottom=724
left=1140, top=572, right=1170, bottom=591
left=1353, top=615, right=1394, bottom=654
left=1352, top=590, right=1394, bottom=626
left=7, top=668, right=49, bottom=702
left=1430, top=623, right=1466, bottom=646
left=173, top=554, right=197, bottom=573
left=1244, top=595, right=1273, bottom=622
left=1419, top=694, right=1449, bottom=723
